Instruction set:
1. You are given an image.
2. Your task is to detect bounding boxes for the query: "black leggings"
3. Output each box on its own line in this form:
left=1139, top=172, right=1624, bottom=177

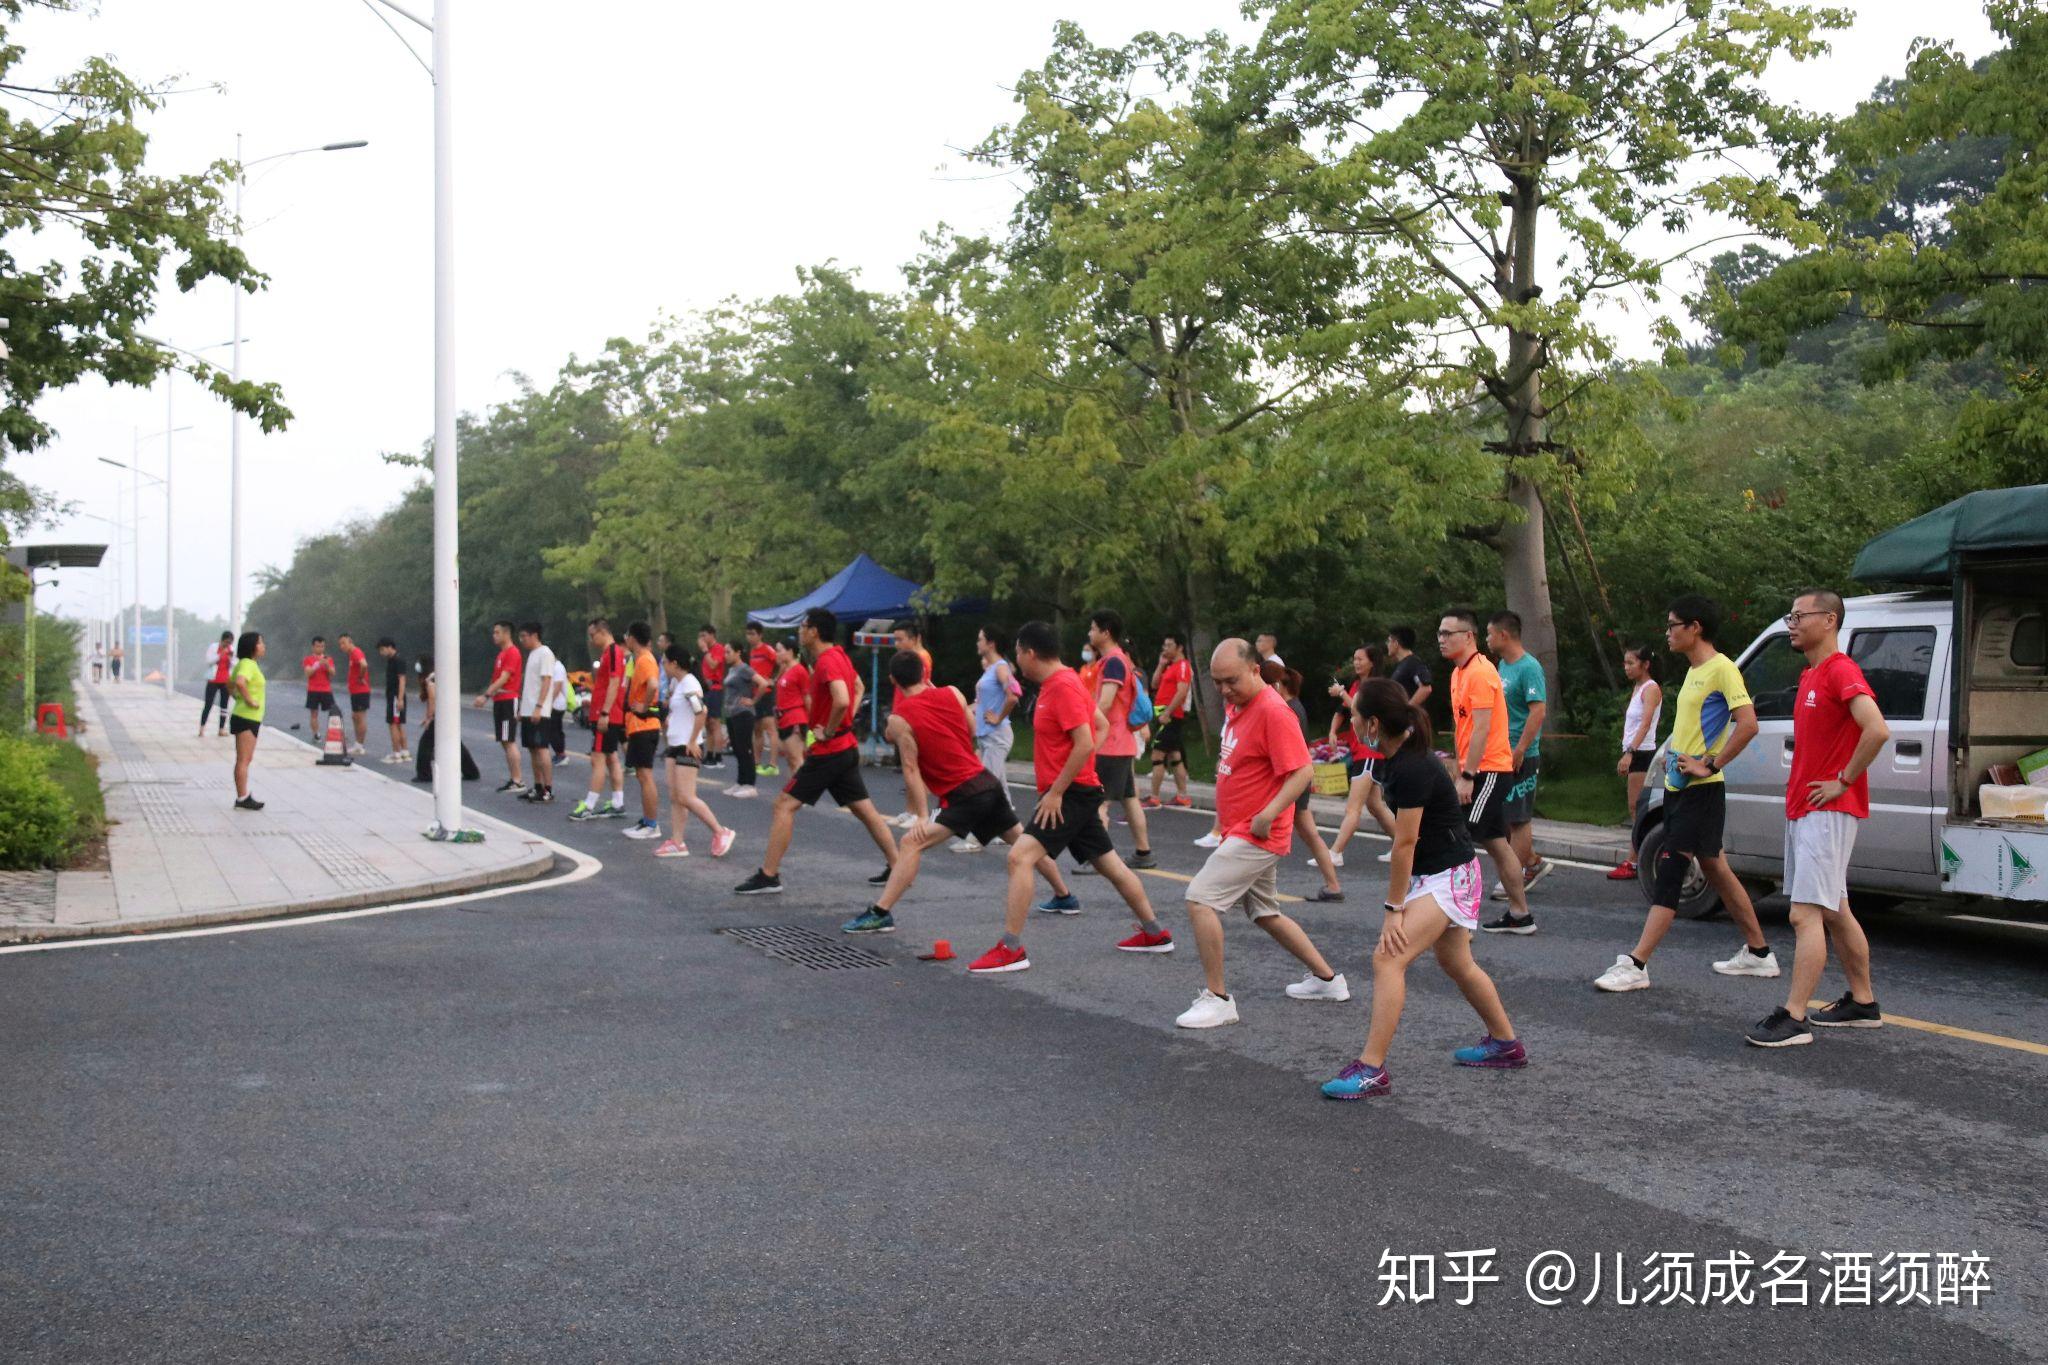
left=414, top=721, right=481, bottom=782
left=728, top=712, right=757, bottom=787
left=200, top=681, right=232, bottom=729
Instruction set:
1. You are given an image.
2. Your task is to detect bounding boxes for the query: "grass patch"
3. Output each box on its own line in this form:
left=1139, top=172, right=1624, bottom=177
left=38, top=738, right=106, bottom=858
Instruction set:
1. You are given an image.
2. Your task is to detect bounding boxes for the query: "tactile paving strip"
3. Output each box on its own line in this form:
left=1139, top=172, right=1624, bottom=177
left=719, top=924, right=891, bottom=971
left=291, top=832, right=390, bottom=890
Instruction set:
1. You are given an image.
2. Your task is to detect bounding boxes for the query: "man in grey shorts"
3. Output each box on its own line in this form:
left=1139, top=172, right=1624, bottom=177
left=1174, top=640, right=1348, bottom=1029
left=1747, top=588, right=1892, bottom=1048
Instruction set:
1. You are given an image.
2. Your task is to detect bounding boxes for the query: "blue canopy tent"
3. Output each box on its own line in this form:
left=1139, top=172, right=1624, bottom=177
left=747, top=555, right=985, bottom=749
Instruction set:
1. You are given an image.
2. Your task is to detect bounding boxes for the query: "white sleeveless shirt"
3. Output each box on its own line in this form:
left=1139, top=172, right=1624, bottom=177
left=1623, top=679, right=1662, bottom=752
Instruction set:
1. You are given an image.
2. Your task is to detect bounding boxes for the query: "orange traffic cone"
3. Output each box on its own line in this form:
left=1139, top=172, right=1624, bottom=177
left=318, top=707, right=353, bottom=767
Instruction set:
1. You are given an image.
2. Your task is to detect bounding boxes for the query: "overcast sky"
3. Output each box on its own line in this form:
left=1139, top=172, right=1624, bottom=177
left=13, top=0, right=1996, bottom=626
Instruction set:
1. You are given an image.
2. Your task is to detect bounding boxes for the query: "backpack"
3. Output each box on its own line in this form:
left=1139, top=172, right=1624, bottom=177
left=1127, top=669, right=1155, bottom=728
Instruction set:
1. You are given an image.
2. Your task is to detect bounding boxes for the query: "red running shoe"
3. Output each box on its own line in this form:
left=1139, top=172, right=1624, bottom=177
left=1141, top=795, right=1164, bottom=810
left=967, top=942, right=1031, bottom=974
left=1169, top=796, right=1194, bottom=809
left=1605, top=860, right=1637, bottom=882
left=1116, top=926, right=1176, bottom=954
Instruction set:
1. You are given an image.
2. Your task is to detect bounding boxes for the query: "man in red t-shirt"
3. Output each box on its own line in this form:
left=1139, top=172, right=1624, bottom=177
left=471, top=619, right=526, bottom=793
left=842, top=652, right=1080, bottom=934
left=301, top=636, right=336, bottom=738
left=1146, top=632, right=1196, bottom=808
left=697, top=626, right=729, bottom=766
left=733, top=608, right=899, bottom=896
left=967, top=621, right=1172, bottom=975
left=744, top=621, right=780, bottom=775
left=1085, top=608, right=1154, bottom=867
left=1174, top=640, right=1345, bottom=1028
left=336, top=631, right=374, bottom=756
left=1748, top=588, right=1891, bottom=1048
left=570, top=618, right=629, bottom=820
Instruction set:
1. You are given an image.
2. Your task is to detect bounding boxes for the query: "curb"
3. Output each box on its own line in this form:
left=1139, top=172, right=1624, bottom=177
left=4, top=686, right=560, bottom=945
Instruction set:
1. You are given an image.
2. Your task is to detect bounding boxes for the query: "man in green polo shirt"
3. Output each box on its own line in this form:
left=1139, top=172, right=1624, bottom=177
left=1488, top=611, right=1551, bottom=895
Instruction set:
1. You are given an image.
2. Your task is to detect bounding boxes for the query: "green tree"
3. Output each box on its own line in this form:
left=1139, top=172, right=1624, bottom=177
left=1239, top=0, right=1850, bottom=703
left=1714, top=0, right=2048, bottom=488
left=0, top=0, right=290, bottom=521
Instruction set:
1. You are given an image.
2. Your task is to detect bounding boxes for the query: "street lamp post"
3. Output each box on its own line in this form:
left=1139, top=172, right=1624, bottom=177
left=227, top=136, right=368, bottom=639
left=99, top=436, right=184, bottom=688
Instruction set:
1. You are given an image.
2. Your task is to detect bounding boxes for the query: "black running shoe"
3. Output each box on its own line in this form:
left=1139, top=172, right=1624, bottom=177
left=233, top=795, right=265, bottom=811
left=1745, top=1006, right=1813, bottom=1048
left=1481, top=911, right=1537, bottom=935
left=1809, top=993, right=1883, bottom=1029
left=1127, top=849, right=1158, bottom=870
left=496, top=779, right=527, bottom=794
left=1306, top=887, right=1346, bottom=903
left=866, top=866, right=892, bottom=887
left=733, top=869, right=783, bottom=896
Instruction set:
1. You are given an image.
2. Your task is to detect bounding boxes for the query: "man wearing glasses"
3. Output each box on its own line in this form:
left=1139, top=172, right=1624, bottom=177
left=1594, top=595, right=1778, bottom=993
left=1440, top=610, right=1535, bottom=932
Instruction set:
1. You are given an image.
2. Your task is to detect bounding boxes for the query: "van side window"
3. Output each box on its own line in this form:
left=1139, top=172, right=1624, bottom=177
left=1741, top=634, right=1805, bottom=721
left=1848, top=627, right=1937, bottom=720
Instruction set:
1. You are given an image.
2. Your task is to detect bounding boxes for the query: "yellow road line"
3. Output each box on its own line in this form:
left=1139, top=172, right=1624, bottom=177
left=1806, top=1000, right=2048, bottom=1058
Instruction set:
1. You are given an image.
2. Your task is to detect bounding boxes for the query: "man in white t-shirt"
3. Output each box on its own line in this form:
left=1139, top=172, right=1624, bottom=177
left=517, top=622, right=559, bottom=804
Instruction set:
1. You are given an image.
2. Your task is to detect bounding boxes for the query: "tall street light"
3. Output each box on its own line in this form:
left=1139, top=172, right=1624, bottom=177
left=227, top=137, right=369, bottom=641
left=100, top=431, right=186, bottom=690
left=365, top=0, right=468, bottom=840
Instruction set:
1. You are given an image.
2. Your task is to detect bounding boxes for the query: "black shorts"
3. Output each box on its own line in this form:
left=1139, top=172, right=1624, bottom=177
left=492, top=698, right=517, bottom=744
left=593, top=722, right=626, bottom=755
left=1024, top=785, right=1115, bottom=864
left=349, top=692, right=372, bottom=713
left=666, top=747, right=699, bottom=769
left=1097, top=754, right=1136, bottom=801
left=705, top=688, right=724, bottom=716
left=784, top=745, right=869, bottom=808
left=1661, top=782, right=1727, bottom=860
left=1150, top=717, right=1186, bottom=757
left=935, top=772, right=1019, bottom=846
left=520, top=717, right=549, bottom=750
left=1463, top=770, right=1510, bottom=842
left=1503, top=755, right=1540, bottom=826
left=1628, top=750, right=1655, bottom=774
left=385, top=695, right=407, bottom=725
left=778, top=722, right=805, bottom=741
left=625, top=729, right=660, bottom=770
left=229, top=715, right=261, bottom=737
left=305, top=690, right=335, bottom=713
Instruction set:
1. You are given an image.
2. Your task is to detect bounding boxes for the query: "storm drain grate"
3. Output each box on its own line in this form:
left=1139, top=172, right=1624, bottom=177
left=719, top=924, right=891, bottom=971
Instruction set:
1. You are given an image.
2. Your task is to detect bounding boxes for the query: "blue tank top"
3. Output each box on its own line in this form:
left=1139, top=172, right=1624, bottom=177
left=974, top=661, right=1010, bottom=738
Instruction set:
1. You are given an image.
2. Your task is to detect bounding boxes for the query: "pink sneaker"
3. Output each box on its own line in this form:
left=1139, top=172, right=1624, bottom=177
left=710, top=827, right=737, bottom=858
left=653, top=839, right=690, bottom=858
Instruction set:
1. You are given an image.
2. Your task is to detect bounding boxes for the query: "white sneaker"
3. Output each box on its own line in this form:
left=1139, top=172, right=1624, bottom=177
left=1308, top=851, right=1345, bottom=869
left=949, top=838, right=983, bottom=854
left=890, top=811, right=918, bottom=830
left=1593, top=953, right=1650, bottom=993
left=1193, top=832, right=1223, bottom=849
left=1376, top=849, right=1393, bottom=863
left=728, top=787, right=759, bottom=800
left=1284, top=971, right=1350, bottom=1002
left=1713, top=946, right=1782, bottom=978
left=1175, top=989, right=1240, bottom=1029
left=349, top=744, right=369, bottom=756
left=623, top=822, right=662, bottom=840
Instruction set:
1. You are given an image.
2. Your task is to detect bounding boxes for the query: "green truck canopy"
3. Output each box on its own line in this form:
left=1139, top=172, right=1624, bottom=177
left=1852, top=484, right=2048, bottom=585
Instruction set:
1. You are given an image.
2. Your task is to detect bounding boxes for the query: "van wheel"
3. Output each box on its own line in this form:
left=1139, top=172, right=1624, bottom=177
left=1634, top=820, right=1723, bottom=920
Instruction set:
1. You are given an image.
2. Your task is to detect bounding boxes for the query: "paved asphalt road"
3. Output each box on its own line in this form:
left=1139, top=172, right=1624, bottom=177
left=5, top=695, right=2044, bottom=1362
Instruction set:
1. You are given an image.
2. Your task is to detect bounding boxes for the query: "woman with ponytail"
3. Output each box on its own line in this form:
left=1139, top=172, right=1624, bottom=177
left=1321, top=679, right=1528, bottom=1099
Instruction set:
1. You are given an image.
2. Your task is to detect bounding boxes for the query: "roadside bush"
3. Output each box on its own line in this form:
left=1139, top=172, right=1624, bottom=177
left=0, top=734, right=77, bottom=869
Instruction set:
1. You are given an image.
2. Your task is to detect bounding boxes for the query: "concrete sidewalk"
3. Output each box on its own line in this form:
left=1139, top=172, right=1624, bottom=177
left=1000, top=759, right=1634, bottom=866
left=0, top=681, right=557, bottom=944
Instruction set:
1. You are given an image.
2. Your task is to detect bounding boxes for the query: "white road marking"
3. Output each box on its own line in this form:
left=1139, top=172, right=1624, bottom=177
left=0, top=829, right=602, bottom=956
left=1948, top=914, right=2048, bottom=934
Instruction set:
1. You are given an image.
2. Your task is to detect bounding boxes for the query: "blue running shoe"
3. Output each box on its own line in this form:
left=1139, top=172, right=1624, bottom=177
left=841, top=907, right=896, bottom=935
left=1321, top=1060, right=1390, bottom=1100
left=1452, top=1035, right=1529, bottom=1068
left=1035, top=892, right=1081, bottom=915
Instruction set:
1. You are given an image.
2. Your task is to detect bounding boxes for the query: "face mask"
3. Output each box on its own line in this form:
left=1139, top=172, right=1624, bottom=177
left=1081, top=647, right=1096, bottom=663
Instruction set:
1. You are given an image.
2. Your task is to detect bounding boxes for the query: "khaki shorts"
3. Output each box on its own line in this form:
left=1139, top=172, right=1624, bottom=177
left=1185, top=836, right=1283, bottom=920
